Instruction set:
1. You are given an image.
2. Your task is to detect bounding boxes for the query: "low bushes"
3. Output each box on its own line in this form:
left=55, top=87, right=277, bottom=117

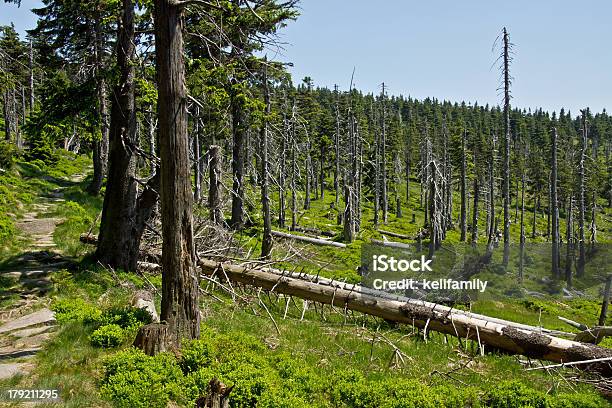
left=98, top=327, right=607, bottom=408
left=51, top=298, right=152, bottom=348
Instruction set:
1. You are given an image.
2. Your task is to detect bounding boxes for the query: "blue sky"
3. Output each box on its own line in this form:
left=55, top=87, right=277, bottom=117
left=3, top=0, right=610, bottom=114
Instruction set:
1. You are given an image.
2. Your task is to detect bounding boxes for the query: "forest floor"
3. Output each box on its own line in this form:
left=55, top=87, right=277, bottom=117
left=0, top=153, right=610, bottom=407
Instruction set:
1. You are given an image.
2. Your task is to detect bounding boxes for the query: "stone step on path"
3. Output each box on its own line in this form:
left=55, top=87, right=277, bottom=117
left=0, top=308, right=57, bottom=380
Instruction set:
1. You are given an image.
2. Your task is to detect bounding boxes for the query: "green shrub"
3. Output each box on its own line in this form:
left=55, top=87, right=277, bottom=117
left=52, top=298, right=102, bottom=324
left=99, top=306, right=153, bottom=330
left=90, top=324, right=124, bottom=348
left=484, top=381, right=548, bottom=408
left=180, top=339, right=216, bottom=374
left=101, top=348, right=186, bottom=408
left=0, top=141, right=16, bottom=169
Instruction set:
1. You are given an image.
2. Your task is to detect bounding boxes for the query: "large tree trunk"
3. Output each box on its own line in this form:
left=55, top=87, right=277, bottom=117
left=154, top=0, right=200, bottom=346
left=97, top=0, right=149, bottom=272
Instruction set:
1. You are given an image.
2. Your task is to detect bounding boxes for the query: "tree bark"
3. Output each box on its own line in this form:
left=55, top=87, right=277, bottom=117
left=97, top=0, right=157, bottom=272
left=154, top=0, right=200, bottom=345
left=193, top=109, right=202, bottom=202
left=208, top=145, right=223, bottom=224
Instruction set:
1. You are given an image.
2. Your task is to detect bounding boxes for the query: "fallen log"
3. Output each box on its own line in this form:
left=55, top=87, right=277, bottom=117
left=378, top=229, right=411, bottom=240
left=371, top=239, right=412, bottom=250
left=199, top=259, right=612, bottom=375
left=558, top=316, right=588, bottom=331
left=575, top=326, right=612, bottom=344
left=272, top=230, right=346, bottom=248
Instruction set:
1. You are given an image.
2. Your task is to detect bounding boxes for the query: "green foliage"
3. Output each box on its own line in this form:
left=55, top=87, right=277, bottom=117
left=51, top=297, right=102, bottom=324
left=0, top=141, right=16, bottom=169
left=331, top=369, right=476, bottom=408
left=179, top=339, right=216, bottom=374
left=101, top=348, right=186, bottom=408
left=90, top=324, right=124, bottom=348
left=99, top=306, right=153, bottom=331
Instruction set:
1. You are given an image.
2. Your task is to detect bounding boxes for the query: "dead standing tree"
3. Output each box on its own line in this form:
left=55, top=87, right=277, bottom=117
left=260, top=62, right=273, bottom=259
left=577, top=109, right=588, bottom=277
left=551, top=127, right=560, bottom=279
left=208, top=145, right=223, bottom=225
left=460, top=128, right=468, bottom=241
left=380, top=83, right=388, bottom=223
left=500, top=27, right=513, bottom=267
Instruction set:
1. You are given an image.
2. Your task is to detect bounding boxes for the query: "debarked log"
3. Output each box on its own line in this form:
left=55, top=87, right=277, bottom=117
left=198, top=259, right=612, bottom=375
left=271, top=230, right=346, bottom=248
left=377, top=229, right=411, bottom=240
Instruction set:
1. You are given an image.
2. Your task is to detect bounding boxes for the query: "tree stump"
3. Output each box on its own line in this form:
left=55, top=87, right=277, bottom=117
left=195, top=378, right=233, bottom=408
left=133, top=323, right=169, bottom=356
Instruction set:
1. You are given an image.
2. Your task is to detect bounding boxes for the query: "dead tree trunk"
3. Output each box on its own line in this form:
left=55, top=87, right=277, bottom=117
left=471, top=173, right=480, bottom=245
left=502, top=27, right=511, bottom=266
left=373, top=101, right=380, bottom=226
left=487, top=133, right=497, bottom=249
left=380, top=83, right=388, bottom=223
left=304, top=140, right=311, bottom=210
left=334, top=85, right=340, bottom=205
left=208, top=145, right=223, bottom=224
left=291, top=107, right=298, bottom=231
left=230, top=85, right=245, bottom=229
left=260, top=65, right=273, bottom=259
left=193, top=107, right=202, bottom=202
left=278, top=120, right=287, bottom=229
left=565, top=195, right=573, bottom=288
left=519, top=158, right=526, bottom=283
left=460, top=129, right=467, bottom=241
left=551, top=128, right=560, bottom=279
left=577, top=110, right=587, bottom=277
left=29, top=39, right=34, bottom=110
left=154, top=0, right=200, bottom=346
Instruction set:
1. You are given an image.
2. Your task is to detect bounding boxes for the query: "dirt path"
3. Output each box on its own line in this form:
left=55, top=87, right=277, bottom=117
left=0, top=173, right=87, bottom=382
